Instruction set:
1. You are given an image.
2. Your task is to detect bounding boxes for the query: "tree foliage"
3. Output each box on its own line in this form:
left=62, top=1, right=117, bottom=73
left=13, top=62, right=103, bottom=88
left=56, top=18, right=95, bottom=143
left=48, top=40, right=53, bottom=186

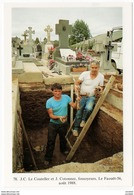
left=43, top=37, right=47, bottom=44
left=69, top=20, right=92, bottom=45
left=35, top=37, right=40, bottom=45
left=53, top=40, right=59, bottom=48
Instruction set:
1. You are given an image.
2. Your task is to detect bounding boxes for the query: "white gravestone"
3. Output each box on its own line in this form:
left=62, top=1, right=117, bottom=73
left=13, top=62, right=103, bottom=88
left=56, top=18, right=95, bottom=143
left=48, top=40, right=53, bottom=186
left=25, top=27, right=35, bottom=45
left=44, top=25, right=53, bottom=53
left=60, top=49, right=76, bottom=61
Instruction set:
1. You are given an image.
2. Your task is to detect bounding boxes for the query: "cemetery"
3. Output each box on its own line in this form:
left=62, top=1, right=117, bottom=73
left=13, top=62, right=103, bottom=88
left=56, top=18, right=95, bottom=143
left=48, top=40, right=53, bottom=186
left=12, top=20, right=123, bottom=173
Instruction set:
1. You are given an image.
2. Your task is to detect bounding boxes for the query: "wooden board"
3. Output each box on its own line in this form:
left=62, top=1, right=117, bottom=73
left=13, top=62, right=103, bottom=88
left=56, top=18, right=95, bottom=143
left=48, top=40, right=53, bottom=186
left=66, top=75, right=115, bottom=161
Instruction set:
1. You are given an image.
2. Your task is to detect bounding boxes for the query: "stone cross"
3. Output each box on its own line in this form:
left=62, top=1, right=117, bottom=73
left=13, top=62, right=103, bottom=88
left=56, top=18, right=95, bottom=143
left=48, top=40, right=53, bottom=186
left=25, top=27, right=35, bottom=43
left=44, top=25, right=53, bottom=43
left=56, top=20, right=72, bottom=48
left=22, top=31, right=28, bottom=42
left=17, top=45, right=23, bottom=56
left=105, top=41, right=114, bottom=61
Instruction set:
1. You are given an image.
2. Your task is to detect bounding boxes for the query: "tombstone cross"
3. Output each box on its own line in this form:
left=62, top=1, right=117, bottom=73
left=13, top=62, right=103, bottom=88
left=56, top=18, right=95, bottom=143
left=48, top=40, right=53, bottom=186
left=105, top=41, right=114, bottom=61
left=17, top=45, right=23, bottom=56
left=56, top=20, right=72, bottom=48
left=25, top=27, right=35, bottom=43
left=44, top=25, right=53, bottom=43
left=22, top=31, right=28, bottom=42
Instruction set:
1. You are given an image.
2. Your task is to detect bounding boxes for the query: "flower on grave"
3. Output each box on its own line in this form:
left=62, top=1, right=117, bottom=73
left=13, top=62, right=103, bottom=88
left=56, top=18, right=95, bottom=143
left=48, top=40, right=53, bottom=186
left=76, top=52, right=85, bottom=61
left=49, top=59, right=55, bottom=65
left=48, top=59, right=55, bottom=70
left=85, top=55, right=93, bottom=62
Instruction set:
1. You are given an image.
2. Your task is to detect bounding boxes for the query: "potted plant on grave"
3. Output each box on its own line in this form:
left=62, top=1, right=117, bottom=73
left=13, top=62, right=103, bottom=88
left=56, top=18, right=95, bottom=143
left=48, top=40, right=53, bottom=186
left=48, top=59, right=55, bottom=70
left=48, top=47, right=55, bottom=59
left=76, top=51, right=85, bottom=61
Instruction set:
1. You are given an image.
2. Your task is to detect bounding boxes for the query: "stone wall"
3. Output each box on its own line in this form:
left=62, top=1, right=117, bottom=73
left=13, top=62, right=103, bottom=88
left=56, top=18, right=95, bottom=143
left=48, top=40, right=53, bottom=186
left=12, top=79, right=23, bottom=172
left=90, top=104, right=123, bottom=153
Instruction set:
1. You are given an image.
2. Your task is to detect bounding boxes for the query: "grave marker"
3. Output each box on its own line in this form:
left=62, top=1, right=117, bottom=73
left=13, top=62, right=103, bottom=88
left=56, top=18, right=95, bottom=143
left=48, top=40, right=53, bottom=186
left=17, top=45, right=23, bottom=56
left=25, top=27, right=35, bottom=44
left=22, top=31, right=28, bottom=43
left=56, top=20, right=72, bottom=48
left=44, top=25, right=53, bottom=43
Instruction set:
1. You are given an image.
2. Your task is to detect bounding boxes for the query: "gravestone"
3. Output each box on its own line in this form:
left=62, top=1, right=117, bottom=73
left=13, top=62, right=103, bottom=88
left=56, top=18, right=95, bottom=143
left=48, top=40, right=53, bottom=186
left=45, top=25, right=53, bottom=43
left=44, top=25, right=53, bottom=53
left=53, top=20, right=72, bottom=59
left=60, top=49, right=76, bottom=60
left=42, top=25, right=54, bottom=65
left=17, top=45, right=23, bottom=56
left=20, top=27, right=35, bottom=59
left=56, top=20, right=72, bottom=48
left=53, top=20, right=89, bottom=75
left=93, top=31, right=117, bottom=73
left=22, top=31, right=28, bottom=44
left=53, top=20, right=72, bottom=58
left=25, top=27, right=35, bottom=45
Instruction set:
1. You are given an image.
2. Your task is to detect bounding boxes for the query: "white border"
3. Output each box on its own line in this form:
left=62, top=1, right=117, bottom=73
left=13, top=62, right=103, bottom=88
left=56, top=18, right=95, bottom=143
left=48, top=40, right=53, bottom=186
left=3, top=2, right=133, bottom=188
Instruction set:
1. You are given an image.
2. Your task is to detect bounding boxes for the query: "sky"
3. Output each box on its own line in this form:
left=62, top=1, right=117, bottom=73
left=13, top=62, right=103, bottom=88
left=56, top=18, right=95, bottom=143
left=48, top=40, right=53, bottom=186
left=12, top=7, right=122, bottom=41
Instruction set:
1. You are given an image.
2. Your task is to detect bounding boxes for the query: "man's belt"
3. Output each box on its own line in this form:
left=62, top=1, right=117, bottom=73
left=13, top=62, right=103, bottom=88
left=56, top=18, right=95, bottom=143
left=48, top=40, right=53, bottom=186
left=80, top=93, right=89, bottom=97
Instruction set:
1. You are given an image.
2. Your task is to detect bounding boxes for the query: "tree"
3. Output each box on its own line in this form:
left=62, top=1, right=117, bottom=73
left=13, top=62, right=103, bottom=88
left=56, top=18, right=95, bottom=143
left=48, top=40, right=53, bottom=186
left=53, top=40, right=59, bottom=48
left=43, top=37, right=47, bottom=44
left=69, top=20, right=92, bottom=45
left=35, top=37, right=40, bottom=45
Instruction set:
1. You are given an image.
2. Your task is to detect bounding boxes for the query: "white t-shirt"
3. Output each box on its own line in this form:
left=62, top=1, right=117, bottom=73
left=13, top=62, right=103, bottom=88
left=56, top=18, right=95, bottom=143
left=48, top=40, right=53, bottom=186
left=79, top=71, right=104, bottom=96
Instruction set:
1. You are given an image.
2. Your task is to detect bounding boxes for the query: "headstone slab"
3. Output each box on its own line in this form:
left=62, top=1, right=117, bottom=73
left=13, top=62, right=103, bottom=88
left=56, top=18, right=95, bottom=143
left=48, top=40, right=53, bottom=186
left=22, top=44, right=34, bottom=55
left=56, top=20, right=72, bottom=48
left=60, top=49, right=76, bottom=60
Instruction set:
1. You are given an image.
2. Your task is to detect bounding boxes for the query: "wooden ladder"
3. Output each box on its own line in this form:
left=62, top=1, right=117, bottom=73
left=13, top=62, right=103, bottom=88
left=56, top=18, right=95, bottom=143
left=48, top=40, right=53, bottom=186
left=65, top=75, right=115, bottom=161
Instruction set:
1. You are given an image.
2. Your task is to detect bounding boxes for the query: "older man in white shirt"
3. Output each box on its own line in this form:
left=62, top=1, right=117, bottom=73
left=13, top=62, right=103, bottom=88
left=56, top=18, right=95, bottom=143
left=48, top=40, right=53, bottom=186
left=72, top=60, right=104, bottom=137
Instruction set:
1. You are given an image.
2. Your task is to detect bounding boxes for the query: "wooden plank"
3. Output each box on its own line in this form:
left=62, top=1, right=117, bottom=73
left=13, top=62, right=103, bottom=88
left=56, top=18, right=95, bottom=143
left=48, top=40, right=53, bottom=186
left=66, top=75, right=115, bottom=161
left=65, top=119, right=75, bottom=138
left=66, top=138, right=73, bottom=149
left=17, top=110, right=38, bottom=170
left=70, top=84, right=74, bottom=125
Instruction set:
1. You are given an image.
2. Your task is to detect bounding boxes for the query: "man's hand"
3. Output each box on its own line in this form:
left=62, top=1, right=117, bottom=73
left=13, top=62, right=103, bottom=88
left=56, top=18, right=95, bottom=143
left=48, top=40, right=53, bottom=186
left=59, top=116, right=67, bottom=123
left=94, top=86, right=103, bottom=98
left=76, top=96, right=82, bottom=101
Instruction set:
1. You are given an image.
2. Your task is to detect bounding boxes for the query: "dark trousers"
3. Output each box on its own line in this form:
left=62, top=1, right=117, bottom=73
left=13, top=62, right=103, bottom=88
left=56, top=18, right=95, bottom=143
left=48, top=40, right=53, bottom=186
left=45, top=122, right=68, bottom=162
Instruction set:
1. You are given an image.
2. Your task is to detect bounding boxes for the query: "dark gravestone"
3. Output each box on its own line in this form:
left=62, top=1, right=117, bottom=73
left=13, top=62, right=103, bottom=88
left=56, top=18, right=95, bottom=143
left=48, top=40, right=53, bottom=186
left=56, top=19, right=72, bottom=48
left=17, top=45, right=23, bottom=56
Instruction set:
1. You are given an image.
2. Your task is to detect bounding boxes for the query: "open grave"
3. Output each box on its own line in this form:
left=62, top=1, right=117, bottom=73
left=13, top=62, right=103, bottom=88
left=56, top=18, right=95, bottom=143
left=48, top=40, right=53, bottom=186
left=12, top=73, right=123, bottom=173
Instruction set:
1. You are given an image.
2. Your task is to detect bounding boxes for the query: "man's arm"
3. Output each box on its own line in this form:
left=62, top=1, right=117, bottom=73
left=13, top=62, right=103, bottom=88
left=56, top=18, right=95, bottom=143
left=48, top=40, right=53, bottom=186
left=47, top=108, right=61, bottom=120
left=47, top=108, right=67, bottom=122
left=75, top=79, right=82, bottom=87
